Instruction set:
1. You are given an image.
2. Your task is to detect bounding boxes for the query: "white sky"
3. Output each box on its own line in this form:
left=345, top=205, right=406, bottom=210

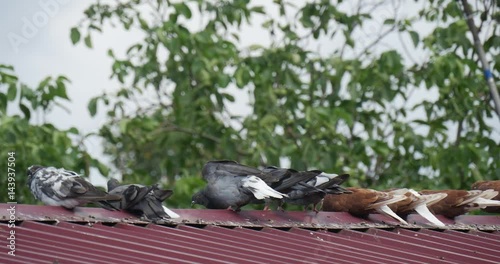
left=1, top=0, right=498, bottom=186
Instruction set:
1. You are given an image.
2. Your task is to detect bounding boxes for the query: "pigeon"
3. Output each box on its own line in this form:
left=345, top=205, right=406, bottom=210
left=471, top=180, right=500, bottom=213
left=191, top=160, right=287, bottom=211
left=283, top=171, right=351, bottom=212
left=261, top=166, right=317, bottom=192
left=322, top=187, right=409, bottom=225
left=106, top=178, right=179, bottom=220
left=258, top=166, right=320, bottom=210
left=420, top=189, right=500, bottom=218
left=386, top=188, right=447, bottom=227
left=27, top=165, right=121, bottom=210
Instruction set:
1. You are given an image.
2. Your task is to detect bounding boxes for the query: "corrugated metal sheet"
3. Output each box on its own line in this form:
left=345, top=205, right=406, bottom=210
left=0, top=204, right=499, bottom=264
left=3, top=204, right=499, bottom=230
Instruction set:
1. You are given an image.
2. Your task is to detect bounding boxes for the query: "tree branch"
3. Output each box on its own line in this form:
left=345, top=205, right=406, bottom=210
left=459, top=0, right=500, bottom=119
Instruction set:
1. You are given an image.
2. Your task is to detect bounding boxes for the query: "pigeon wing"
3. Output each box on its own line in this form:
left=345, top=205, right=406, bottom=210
left=203, top=160, right=274, bottom=183
left=274, top=170, right=321, bottom=192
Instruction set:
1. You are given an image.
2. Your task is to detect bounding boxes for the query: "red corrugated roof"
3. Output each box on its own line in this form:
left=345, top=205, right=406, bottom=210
left=1, top=204, right=499, bottom=263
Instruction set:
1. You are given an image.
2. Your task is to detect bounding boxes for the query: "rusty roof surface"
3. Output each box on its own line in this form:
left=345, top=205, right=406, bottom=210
left=1, top=204, right=499, bottom=264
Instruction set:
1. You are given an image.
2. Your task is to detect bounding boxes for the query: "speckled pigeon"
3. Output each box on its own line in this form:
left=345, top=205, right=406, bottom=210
left=191, top=160, right=287, bottom=211
left=107, top=178, right=179, bottom=220
left=27, top=165, right=121, bottom=210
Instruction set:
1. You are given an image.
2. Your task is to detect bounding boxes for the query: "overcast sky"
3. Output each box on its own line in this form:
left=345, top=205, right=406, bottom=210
left=1, top=0, right=135, bottom=185
left=1, top=0, right=498, bottom=186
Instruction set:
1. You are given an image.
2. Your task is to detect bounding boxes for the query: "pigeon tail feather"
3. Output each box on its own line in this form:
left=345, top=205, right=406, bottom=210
left=98, top=200, right=121, bottom=211
left=376, top=205, right=408, bottom=225
left=472, top=197, right=500, bottom=208
left=456, top=190, right=484, bottom=206
left=419, top=193, right=448, bottom=207
left=414, top=203, right=445, bottom=227
left=162, top=205, right=180, bottom=219
left=367, top=194, right=407, bottom=210
left=242, top=176, right=287, bottom=200
left=387, top=188, right=410, bottom=196
left=477, top=189, right=499, bottom=200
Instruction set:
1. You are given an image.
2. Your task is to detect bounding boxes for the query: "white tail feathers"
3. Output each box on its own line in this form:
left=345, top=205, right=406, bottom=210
left=162, top=205, right=180, bottom=219
left=377, top=205, right=409, bottom=225
left=389, top=189, right=446, bottom=227
left=472, top=197, right=500, bottom=208
left=414, top=203, right=445, bottom=227
left=452, top=189, right=500, bottom=212
left=387, top=188, right=410, bottom=195
left=419, top=192, right=448, bottom=207
left=478, top=189, right=499, bottom=200
left=243, top=176, right=287, bottom=200
left=314, top=173, right=339, bottom=186
left=367, top=194, right=407, bottom=210
left=457, top=190, right=484, bottom=206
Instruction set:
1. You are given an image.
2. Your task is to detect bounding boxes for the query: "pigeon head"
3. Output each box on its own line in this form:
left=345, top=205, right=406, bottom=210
left=191, top=190, right=209, bottom=207
left=107, top=178, right=121, bottom=191
left=27, top=165, right=45, bottom=185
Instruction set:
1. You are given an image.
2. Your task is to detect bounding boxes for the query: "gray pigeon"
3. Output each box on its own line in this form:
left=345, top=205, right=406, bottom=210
left=27, top=165, right=121, bottom=210
left=284, top=171, right=351, bottom=212
left=107, top=178, right=179, bottom=220
left=191, top=160, right=287, bottom=211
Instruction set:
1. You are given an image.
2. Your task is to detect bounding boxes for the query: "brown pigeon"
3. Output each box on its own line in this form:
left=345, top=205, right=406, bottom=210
left=322, top=187, right=408, bottom=225
left=420, top=189, right=500, bottom=218
left=471, top=180, right=500, bottom=213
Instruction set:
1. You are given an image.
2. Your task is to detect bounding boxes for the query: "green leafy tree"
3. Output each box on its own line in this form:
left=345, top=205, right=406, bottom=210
left=5, top=0, right=497, bottom=208
left=0, top=65, right=108, bottom=204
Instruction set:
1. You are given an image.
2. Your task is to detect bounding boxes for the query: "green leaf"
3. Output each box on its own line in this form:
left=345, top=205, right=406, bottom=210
left=0, top=93, right=6, bottom=114
left=409, top=31, right=419, bottom=47
left=222, top=93, right=235, bottom=102
left=7, top=84, right=17, bottom=101
left=67, top=127, right=79, bottom=134
left=138, top=18, right=149, bottom=30
left=84, top=34, right=93, bottom=48
left=97, top=162, right=110, bottom=176
left=38, top=76, right=51, bottom=90
left=70, top=27, right=81, bottom=44
left=19, top=103, right=30, bottom=120
left=174, top=3, right=192, bottom=19
left=251, top=6, right=265, bottom=14
left=88, top=97, right=98, bottom=117
left=384, top=19, right=395, bottom=25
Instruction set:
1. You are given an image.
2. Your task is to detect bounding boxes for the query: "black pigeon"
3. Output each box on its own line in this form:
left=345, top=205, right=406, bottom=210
left=258, top=166, right=320, bottom=210
left=261, top=166, right=318, bottom=192
left=191, top=160, right=287, bottom=211
left=284, top=171, right=351, bottom=212
left=27, top=165, right=121, bottom=210
left=107, top=179, right=179, bottom=220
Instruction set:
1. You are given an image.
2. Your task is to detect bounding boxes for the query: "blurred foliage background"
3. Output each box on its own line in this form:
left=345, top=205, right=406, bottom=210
left=1, top=0, right=499, bottom=209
